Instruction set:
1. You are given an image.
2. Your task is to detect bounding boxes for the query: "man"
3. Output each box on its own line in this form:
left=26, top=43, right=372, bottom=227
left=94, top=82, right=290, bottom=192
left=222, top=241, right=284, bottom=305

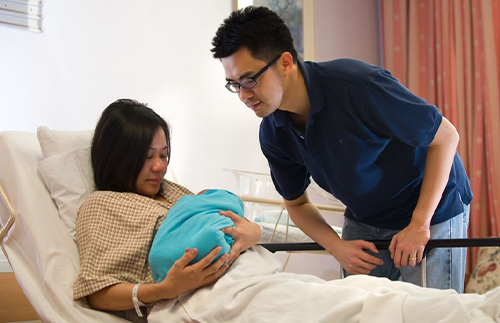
left=211, top=6, right=472, bottom=292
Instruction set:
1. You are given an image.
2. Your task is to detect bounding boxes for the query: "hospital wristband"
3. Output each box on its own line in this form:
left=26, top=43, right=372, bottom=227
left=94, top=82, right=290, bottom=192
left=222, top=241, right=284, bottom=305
left=132, top=283, right=146, bottom=318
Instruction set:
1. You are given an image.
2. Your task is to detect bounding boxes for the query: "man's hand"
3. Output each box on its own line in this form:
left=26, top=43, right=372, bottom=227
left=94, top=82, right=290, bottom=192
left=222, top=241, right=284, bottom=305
left=330, top=239, right=384, bottom=275
left=389, top=222, right=430, bottom=268
left=220, top=210, right=262, bottom=265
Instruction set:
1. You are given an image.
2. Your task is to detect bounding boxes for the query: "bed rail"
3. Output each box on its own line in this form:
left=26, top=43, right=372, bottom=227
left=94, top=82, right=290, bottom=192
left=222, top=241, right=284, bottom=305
left=0, top=180, right=16, bottom=258
left=260, top=238, right=500, bottom=287
left=260, top=238, right=500, bottom=254
left=0, top=181, right=16, bottom=242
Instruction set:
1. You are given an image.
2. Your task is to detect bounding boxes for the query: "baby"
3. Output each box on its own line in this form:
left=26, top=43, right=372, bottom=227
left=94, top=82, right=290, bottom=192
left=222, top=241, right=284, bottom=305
left=149, top=189, right=244, bottom=282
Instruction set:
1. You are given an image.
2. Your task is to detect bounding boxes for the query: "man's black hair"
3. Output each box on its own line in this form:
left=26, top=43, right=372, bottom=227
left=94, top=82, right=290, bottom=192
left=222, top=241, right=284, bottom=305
left=211, top=6, right=298, bottom=62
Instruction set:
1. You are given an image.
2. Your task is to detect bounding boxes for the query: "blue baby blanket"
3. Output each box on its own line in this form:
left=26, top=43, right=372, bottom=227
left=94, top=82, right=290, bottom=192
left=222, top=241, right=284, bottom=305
left=149, top=189, right=244, bottom=282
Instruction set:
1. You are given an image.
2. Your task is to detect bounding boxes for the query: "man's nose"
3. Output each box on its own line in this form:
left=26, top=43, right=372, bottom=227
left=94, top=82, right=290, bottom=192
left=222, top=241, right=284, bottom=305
left=239, top=87, right=253, bottom=102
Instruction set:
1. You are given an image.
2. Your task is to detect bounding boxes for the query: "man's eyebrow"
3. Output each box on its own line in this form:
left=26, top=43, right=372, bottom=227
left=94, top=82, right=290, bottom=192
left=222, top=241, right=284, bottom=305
left=226, top=71, right=254, bottom=82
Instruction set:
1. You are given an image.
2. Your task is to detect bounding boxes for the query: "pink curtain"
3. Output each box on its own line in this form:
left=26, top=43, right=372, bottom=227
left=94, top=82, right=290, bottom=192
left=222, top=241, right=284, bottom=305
left=380, top=0, right=500, bottom=276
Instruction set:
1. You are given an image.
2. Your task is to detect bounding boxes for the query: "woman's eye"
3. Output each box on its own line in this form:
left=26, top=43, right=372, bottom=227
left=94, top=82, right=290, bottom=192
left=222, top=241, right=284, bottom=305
left=160, top=155, right=167, bottom=159
left=147, top=156, right=153, bottom=159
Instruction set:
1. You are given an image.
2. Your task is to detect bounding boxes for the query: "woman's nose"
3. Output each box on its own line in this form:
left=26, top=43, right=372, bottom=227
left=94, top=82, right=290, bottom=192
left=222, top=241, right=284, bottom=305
left=152, top=159, right=166, bottom=172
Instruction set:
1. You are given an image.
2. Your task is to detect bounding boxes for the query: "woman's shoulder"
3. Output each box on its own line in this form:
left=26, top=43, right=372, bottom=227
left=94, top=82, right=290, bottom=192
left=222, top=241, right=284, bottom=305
left=160, top=180, right=193, bottom=205
left=79, top=190, right=154, bottom=214
left=78, top=180, right=193, bottom=213
left=83, top=189, right=137, bottom=204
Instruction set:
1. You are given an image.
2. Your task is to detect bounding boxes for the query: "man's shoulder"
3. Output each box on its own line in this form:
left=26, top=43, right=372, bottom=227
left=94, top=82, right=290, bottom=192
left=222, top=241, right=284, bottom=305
left=304, top=58, right=384, bottom=85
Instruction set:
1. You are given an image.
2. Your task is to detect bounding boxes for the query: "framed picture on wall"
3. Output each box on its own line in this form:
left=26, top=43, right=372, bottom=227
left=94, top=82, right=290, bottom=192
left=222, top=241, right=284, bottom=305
left=235, top=0, right=314, bottom=61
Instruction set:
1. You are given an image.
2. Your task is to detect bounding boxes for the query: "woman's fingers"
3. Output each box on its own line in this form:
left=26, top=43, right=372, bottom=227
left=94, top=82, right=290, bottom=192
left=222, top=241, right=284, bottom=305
left=221, top=227, right=237, bottom=237
left=219, top=210, right=240, bottom=222
left=203, top=252, right=230, bottom=275
left=193, top=246, right=222, bottom=270
left=173, top=248, right=198, bottom=268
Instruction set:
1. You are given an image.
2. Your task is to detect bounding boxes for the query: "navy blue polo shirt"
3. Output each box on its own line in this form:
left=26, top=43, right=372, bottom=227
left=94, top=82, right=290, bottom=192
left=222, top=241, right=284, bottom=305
left=260, top=59, right=472, bottom=229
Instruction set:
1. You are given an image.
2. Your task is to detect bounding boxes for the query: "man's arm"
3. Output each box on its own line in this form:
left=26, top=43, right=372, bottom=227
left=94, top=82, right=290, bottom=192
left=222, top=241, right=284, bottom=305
left=389, top=116, right=459, bottom=268
left=284, top=192, right=383, bottom=275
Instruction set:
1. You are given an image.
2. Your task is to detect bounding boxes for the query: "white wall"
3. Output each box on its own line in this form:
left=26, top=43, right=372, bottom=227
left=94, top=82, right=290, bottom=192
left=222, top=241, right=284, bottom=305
left=0, top=0, right=267, bottom=194
left=0, top=0, right=381, bottom=278
left=314, top=0, right=381, bottom=65
left=0, top=0, right=380, bottom=193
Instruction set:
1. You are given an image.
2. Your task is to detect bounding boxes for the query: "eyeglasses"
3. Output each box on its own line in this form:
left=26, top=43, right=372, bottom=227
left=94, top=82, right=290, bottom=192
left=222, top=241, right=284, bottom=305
left=225, top=55, right=281, bottom=93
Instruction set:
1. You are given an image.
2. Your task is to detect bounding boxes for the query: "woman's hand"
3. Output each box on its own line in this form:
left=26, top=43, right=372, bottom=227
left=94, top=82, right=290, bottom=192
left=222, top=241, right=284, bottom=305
left=158, top=246, right=230, bottom=299
left=87, top=247, right=229, bottom=310
left=220, top=210, right=262, bottom=265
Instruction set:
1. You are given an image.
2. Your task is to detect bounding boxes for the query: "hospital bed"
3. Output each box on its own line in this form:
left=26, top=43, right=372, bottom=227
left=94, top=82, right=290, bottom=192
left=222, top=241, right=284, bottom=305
left=1, top=129, right=500, bottom=322
left=0, top=128, right=340, bottom=322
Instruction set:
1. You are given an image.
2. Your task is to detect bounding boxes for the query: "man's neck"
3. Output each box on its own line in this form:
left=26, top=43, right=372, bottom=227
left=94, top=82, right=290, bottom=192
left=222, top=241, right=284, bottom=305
left=280, top=63, right=310, bottom=128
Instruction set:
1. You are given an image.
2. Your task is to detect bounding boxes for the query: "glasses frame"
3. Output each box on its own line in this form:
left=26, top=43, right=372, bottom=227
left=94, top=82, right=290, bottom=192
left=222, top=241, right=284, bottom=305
left=225, top=54, right=282, bottom=93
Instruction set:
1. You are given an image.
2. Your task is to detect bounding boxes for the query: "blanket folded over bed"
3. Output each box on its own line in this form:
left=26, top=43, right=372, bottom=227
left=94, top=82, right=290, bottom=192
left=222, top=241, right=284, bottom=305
left=149, top=247, right=500, bottom=323
left=149, top=189, right=244, bottom=282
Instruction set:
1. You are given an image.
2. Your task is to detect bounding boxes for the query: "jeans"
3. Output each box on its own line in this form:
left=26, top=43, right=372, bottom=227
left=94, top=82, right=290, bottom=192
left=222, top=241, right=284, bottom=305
left=342, top=203, right=470, bottom=293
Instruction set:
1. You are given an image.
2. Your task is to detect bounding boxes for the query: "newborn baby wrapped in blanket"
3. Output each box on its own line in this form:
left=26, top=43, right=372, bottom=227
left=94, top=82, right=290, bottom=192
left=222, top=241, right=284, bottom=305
left=149, top=189, right=243, bottom=282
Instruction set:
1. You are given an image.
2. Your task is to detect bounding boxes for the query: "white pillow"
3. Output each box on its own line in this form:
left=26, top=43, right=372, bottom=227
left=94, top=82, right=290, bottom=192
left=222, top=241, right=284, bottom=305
left=38, top=148, right=95, bottom=240
left=37, top=126, right=93, bottom=158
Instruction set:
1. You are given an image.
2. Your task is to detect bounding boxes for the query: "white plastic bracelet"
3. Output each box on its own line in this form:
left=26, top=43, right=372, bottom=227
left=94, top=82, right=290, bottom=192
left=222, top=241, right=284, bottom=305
left=132, top=284, right=146, bottom=318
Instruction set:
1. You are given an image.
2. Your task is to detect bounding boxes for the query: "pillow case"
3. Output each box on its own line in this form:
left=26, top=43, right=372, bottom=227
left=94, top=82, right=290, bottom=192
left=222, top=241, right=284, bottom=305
left=149, top=189, right=244, bottom=282
left=37, top=126, right=93, bottom=158
left=38, top=147, right=95, bottom=240
left=466, top=246, right=500, bottom=294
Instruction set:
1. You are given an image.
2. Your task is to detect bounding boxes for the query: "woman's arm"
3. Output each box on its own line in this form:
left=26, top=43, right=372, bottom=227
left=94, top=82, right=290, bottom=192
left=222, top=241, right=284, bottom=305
left=87, top=247, right=229, bottom=311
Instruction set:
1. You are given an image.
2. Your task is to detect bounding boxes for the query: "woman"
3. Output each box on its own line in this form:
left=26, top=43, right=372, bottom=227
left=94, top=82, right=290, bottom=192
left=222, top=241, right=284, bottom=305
left=73, top=99, right=261, bottom=322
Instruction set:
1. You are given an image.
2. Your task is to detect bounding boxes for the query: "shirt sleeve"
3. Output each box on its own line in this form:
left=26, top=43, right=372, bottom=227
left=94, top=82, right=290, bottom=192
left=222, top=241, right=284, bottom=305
left=259, top=122, right=311, bottom=201
left=362, top=70, right=443, bottom=147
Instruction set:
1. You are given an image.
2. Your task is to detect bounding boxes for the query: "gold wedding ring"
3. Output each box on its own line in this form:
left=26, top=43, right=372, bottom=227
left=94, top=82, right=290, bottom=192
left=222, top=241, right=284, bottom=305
left=408, top=256, right=417, bottom=261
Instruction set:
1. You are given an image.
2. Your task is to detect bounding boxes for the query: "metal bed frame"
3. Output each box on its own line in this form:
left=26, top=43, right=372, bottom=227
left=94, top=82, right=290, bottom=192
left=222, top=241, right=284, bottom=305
left=260, top=238, right=500, bottom=287
left=238, top=195, right=500, bottom=287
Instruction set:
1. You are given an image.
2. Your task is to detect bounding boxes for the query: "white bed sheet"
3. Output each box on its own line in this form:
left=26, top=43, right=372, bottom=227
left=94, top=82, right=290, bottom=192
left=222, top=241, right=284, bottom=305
left=150, top=246, right=500, bottom=323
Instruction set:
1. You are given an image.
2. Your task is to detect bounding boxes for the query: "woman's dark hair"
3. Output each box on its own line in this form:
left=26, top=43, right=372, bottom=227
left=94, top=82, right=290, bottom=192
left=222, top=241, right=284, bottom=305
left=91, top=99, right=171, bottom=195
left=211, top=6, right=298, bottom=63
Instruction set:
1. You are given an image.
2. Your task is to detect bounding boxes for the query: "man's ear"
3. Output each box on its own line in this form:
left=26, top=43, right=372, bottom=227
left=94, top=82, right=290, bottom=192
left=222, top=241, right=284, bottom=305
left=280, top=52, right=295, bottom=76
